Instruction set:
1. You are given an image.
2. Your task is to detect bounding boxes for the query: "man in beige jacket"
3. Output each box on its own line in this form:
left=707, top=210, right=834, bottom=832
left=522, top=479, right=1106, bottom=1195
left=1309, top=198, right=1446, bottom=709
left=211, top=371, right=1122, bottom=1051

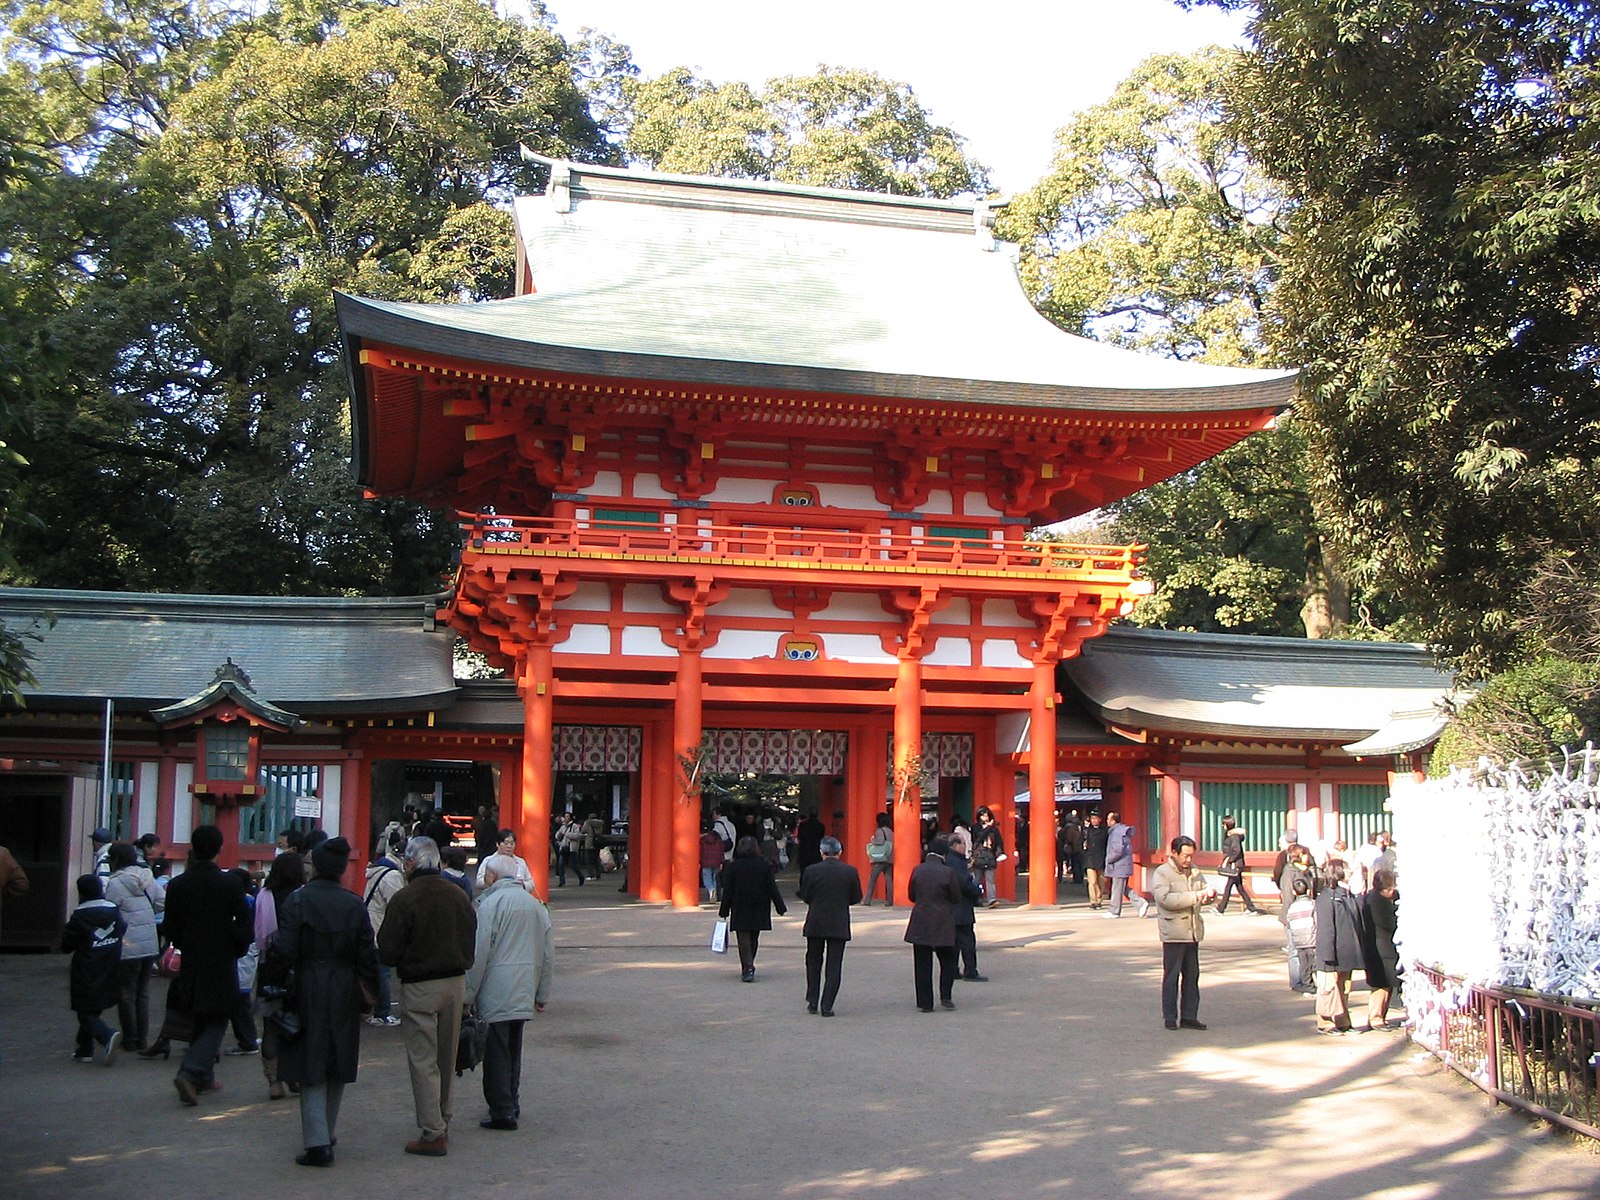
left=1152, top=835, right=1216, bottom=1032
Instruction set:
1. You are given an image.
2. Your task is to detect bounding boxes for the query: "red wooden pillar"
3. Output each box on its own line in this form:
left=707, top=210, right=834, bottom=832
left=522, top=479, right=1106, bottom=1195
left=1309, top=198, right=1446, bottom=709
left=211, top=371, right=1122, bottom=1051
left=642, top=720, right=673, bottom=902
left=848, top=716, right=889, bottom=890
left=671, top=649, right=704, bottom=908
left=1028, top=660, right=1059, bottom=906
left=519, top=644, right=554, bottom=901
left=344, top=749, right=369, bottom=888
left=891, top=654, right=923, bottom=906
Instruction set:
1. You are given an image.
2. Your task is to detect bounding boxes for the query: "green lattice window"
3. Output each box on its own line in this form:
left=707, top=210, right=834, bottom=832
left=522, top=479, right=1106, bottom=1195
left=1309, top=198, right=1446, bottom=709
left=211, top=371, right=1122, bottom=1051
left=1144, top=779, right=1163, bottom=852
left=100, top=762, right=136, bottom=841
left=593, top=508, right=660, bottom=527
left=1337, top=784, right=1390, bottom=849
left=239, top=764, right=322, bottom=845
left=1198, top=782, right=1289, bottom=857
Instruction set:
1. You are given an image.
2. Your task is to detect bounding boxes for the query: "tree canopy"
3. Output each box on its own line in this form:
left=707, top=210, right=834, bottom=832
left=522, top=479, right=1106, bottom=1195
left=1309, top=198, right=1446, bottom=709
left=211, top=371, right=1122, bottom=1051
left=620, top=64, right=990, bottom=197
left=1000, top=47, right=1375, bottom=639
left=0, top=0, right=614, bottom=598
left=1184, top=0, right=1600, bottom=675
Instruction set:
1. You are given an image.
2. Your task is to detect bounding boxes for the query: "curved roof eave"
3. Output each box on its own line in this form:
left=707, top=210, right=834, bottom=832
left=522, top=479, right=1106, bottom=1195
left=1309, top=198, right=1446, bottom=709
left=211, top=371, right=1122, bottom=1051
left=337, top=292, right=1298, bottom=418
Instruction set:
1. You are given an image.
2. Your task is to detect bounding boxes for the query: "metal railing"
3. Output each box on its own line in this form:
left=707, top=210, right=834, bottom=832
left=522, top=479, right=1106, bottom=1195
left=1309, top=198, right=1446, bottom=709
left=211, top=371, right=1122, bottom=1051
left=1415, top=964, right=1600, bottom=1139
left=461, top=514, right=1147, bottom=585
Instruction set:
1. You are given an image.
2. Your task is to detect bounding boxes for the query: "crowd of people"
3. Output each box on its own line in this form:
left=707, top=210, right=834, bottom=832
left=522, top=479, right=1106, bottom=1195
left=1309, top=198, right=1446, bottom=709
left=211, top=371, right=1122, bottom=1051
left=58, top=820, right=552, bottom=1169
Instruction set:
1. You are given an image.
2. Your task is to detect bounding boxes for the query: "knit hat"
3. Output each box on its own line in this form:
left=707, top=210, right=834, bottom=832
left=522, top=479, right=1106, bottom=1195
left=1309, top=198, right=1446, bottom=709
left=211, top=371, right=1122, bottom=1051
left=311, top=836, right=352, bottom=878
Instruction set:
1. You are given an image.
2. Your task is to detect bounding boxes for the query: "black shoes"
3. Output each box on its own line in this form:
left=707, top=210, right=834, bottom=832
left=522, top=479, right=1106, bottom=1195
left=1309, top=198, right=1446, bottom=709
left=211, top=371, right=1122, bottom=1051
left=1179, top=1019, right=1208, bottom=1030
left=295, top=1146, right=334, bottom=1167
left=962, top=973, right=988, bottom=982
left=740, top=968, right=755, bottom=982
left=806, top=1002, right=818, bottom=1014
left=940, top=998, right=955, bottom=1010
left=480, top=1118, right=518, bottom=1131
left=1165, top=1020, right=1179, bottom=1030
left=819, top=1010, right=834, bottom=1018
left=918, top=1005, right=934, bottom=1013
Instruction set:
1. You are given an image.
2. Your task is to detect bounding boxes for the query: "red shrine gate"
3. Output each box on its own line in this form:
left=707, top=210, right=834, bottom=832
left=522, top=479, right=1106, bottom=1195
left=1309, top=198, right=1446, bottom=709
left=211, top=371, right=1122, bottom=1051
left=336, top=160, right=1294, bottom=906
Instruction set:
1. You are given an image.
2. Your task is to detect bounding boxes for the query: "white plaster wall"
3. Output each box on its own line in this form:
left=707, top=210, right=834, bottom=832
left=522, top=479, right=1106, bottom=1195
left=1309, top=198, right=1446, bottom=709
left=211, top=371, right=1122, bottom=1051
left=621, top=584, right=677, bottom=614
left=565, top=582, right=612, bottom=613
left=978, top=603, right=1034, bottom=629
left=1181, top=779, right=1200, bottom=839
left=560, top=624, right=612, bottom=655
left=709, top=589, right=789, bottom=620
left=930, top=597, right=971, bottom=624
left=921, top=638, right=972, bottom=667
left=919, top=492, right=953, bottom=515
left=629, top=476, right=675, bottom=501
left=961, top=494, right=1003, bottom=520
left=704, top=477, right=775, bottom=505
left=321, top=764, right=342, bottom=839
left=621, top=625, right=672, bottom=656
left=135, top=762, right=159, bottom=837
left=981, top=639, right=1033, bottom=670
left=824, top=634, right=895, bottom=665
left=702, top=629, right=784, bottom=660
left=172, top=763, right=195, bottom=843
left=811, top=593, right=886, bottom=623
left=814, top=483, right=879, bottom=510
left=589, top=470, right=624, bottom=497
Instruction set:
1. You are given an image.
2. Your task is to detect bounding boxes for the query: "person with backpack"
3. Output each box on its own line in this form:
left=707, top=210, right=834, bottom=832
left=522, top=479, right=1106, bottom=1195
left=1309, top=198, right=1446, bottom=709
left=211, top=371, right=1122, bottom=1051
left=555, top=813, right=586, bottom=886
left=363, top=843, right=405, bottom=1028
left=62, top=873, right=126, bottom=1065
left=864, top=811, right=894, bottom=905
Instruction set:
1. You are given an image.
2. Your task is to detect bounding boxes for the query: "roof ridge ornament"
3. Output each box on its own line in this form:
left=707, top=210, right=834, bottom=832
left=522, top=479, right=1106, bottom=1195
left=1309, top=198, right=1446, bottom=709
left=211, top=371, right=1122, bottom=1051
left=213, top=657, right=252, bottom=692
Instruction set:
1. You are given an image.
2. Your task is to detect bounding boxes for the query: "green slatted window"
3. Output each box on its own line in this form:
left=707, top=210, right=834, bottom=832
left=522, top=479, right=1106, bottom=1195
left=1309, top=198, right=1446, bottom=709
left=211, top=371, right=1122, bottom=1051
left=239, top=764, right=322, bottom=845
left=100, top=762, right=136, bottom=841
left=1198, top=782, right=1289, bottom=857
left=593, top=508, right=660, bottom=528
left=1144, top=779, right=1163, bottom=851
left=1337, top=785, right=1390, bottom=849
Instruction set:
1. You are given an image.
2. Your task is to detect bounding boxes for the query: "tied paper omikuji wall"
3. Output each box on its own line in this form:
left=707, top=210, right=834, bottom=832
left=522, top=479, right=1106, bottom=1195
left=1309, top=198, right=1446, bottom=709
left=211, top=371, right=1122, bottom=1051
left=1388, top=752, right=1600, bottom=1034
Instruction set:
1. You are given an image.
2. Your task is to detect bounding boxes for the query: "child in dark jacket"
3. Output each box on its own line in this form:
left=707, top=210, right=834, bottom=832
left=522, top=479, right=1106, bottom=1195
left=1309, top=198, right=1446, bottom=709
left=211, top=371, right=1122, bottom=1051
left=62, top=873, right=127, bottom=1065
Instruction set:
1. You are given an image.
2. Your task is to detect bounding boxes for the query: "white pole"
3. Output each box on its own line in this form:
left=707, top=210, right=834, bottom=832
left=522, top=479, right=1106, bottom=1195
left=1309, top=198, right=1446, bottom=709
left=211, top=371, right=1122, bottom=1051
left=100, top=697, right=114, bottom=827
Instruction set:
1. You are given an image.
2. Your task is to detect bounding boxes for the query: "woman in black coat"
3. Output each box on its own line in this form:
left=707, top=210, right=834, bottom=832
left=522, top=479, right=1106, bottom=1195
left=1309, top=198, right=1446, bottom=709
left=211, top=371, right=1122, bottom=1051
left=1313, top=862, right=1364, bottom=1034
left=266, top=837, right=380, bottom=1168
left=1360, top=868, right=1402, bottom=1029
left=718, top=836, right=787, bottom=982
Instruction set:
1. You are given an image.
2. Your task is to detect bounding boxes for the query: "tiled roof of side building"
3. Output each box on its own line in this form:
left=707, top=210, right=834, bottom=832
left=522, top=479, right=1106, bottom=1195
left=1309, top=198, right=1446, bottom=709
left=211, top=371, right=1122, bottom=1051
left=0, top=588, right=457, bottom=714
left=1063, top=625, right=1460, bottom=744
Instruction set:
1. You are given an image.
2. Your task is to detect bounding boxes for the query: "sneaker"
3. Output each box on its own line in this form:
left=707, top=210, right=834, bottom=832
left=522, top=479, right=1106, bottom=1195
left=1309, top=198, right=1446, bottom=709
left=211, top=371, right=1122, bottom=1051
left=1102, top=911, right=1120, bottom=919
left=381, top=1015, right=401, bottom=1027
left=72, top=1053, right=96, bottom=1063
left=98, top=1030, right=121, bottom=1066
left=1137, top=898, right=1151, bottom=918
left=224, top=1044, right=259, bottom=1056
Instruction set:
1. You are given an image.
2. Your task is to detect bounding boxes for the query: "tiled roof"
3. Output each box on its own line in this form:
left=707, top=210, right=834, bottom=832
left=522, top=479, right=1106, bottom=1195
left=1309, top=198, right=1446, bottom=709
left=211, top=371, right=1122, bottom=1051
left=1064, top=626, right=1458, bottom=744
left=337, top=158, right=1298, bottom=415
left=0, top=588, right=456, bottom=714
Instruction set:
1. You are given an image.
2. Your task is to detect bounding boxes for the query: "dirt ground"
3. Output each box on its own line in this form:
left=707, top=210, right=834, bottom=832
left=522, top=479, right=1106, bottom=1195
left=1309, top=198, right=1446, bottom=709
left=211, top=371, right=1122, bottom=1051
left=3, top=880, right=1595, bottom=1199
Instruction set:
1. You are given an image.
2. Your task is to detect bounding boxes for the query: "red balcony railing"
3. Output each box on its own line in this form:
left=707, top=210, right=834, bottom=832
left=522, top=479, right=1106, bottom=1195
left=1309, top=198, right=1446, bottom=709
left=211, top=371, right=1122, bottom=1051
left=460, top=514, right=1149, bottom=589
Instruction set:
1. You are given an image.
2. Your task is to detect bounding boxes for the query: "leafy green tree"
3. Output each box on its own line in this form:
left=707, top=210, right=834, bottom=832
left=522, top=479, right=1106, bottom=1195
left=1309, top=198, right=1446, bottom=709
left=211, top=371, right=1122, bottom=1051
left=622, top=64, right=989, bottom=197
left=0, top=0, right=613, bottom=598
left=1183, top=0, right=1600, bottom=675
left=1002, top=48, right=1368, bottom=638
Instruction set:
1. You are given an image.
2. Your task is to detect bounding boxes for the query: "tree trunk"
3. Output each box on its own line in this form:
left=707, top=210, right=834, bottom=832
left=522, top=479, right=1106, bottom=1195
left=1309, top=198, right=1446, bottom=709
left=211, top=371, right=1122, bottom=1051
left=1301, top=533, right=1350, bottom=639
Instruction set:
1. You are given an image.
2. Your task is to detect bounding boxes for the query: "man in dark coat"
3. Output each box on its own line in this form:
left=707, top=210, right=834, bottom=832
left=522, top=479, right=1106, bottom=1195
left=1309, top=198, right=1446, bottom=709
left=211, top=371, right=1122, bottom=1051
left=903, top=837, right=964, bottom=1013
left=797, top=836, right=862, bottom=1017
left=270, top=837, right=380, bottom=1168
left=164, top=824, right=253, bottom=1105
left=1313, top=862, right=1365, bottom=1034
left=1084, top=811, right=1109, bottom=909
left=943, top=831, right=987, bottom=982
left=719, top=836, right=788, bottom=982
left=795, top=811, right=826, bottom=876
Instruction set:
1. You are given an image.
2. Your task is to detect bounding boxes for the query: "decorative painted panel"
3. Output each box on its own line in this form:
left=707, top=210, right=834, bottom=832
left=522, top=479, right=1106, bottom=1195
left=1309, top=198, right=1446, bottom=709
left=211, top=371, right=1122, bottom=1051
left=554, top=725, right=643, bottom=773
left=701, top=729, right=848, bottom=776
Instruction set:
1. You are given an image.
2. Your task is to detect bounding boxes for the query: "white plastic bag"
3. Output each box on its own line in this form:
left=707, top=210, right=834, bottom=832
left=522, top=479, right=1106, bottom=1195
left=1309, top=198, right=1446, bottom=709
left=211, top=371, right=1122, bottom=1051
left=711, top=917, right=729, bottom=955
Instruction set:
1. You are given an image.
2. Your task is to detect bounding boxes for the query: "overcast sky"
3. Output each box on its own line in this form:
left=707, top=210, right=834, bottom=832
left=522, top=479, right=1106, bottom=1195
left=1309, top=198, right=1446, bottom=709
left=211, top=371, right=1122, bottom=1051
left=532, top=0, right=1250, bottom=194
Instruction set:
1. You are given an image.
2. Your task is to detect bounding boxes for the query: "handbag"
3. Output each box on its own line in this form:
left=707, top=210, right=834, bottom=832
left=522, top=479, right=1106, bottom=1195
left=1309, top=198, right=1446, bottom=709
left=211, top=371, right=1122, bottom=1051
left=867, top=837, right=890, bottom=863
left=455, top=1010, right=487, bottom=1076
left=155, top=944, right=181, bottom=979
left=710, top=917, right=729, bottom=955
left=970, top=847, right=997, bottom=872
